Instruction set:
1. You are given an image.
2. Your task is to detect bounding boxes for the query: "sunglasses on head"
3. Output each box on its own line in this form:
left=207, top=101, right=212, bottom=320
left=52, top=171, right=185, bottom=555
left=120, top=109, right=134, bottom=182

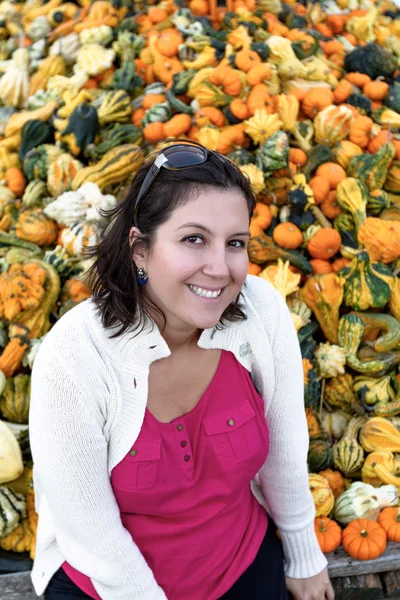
left=133, top=142, right=231, bottom=225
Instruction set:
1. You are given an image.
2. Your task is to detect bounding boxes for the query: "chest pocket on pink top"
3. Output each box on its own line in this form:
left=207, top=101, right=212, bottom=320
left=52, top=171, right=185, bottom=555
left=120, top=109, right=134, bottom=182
left=203, top=400, right=261, bottom=467
left=113, top=438, right=161, bottom=491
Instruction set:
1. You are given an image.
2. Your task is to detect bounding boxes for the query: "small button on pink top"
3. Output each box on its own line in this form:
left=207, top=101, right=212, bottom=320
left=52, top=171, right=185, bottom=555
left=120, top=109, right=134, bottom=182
left=62, top=350, right=269, bottom=600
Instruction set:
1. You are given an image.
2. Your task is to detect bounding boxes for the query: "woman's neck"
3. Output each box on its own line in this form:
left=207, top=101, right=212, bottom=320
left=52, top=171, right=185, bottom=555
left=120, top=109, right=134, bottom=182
left=160, top=324, right=202, bottom=352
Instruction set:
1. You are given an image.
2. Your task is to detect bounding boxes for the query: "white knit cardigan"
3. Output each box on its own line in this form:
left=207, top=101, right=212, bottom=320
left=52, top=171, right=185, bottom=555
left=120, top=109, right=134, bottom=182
left=29, top=274, right=327, bottom=599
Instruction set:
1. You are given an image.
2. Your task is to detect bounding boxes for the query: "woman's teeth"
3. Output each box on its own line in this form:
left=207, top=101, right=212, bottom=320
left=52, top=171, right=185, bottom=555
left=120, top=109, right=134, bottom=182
left=188, top=284, right=222, bottom=299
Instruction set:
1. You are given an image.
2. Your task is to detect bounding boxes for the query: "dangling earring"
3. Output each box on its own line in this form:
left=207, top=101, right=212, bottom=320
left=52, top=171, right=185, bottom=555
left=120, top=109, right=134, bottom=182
left=137, top=266, right=148, bottom=285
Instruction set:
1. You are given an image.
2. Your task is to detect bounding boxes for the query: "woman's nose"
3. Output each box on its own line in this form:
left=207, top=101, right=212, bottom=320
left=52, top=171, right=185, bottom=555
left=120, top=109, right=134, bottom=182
left=202, top=248, right=230, bottom=279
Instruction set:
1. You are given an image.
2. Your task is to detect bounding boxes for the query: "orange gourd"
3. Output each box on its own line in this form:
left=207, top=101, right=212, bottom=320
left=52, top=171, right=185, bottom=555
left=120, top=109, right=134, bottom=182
left=229, top=99, right=249, bottom=121
left=249, top=220, right=265, bottom=238
left=321, top=40, right=345, bottom=56
left=349, top=116, right=373, bottom=149
left=333, top=79, right=352, bottom=104
left=252, top=203, right=272, bottom=230
left=318, top=468, right=345, bottom=498
left=248, top=262, right=262, bottom=276
left=142, top=94, right=167, bottom=109
left=363, top=80, right=389, bottom=101
left=272, top=222, right=303, bottom=249
left=308, top=228, right=342, bottom=260
left=195, top=107, right=225, bottom=128
left=5, top=168, right=26, bottom=197
left=143, top=121, right=165, bottom=143
left=315, top=163, right=346, bottom=190
left=209, top=67, right=242, bottom=96
left=132, top=107, right=146, bottom=127
left=310, top=259, right=334, bottom=274
left=309, top=176, right=330, bottom=205
left=147, top=6, right=168, bottom=23
left=332, top=257, right=351, bottom=273
left=163, top=114, right=192, bottom=138
left=377, top=508, right=400, bottom=542
left=368, top=129, right=393, bottom=154
left=217, top=125, right=245, bottom=155
left=320, top=193, right=342, bottom=219
left=289, top=148, right=307, bottom=167
left=189, top=0, right=209, bottom=16
left=234, top=49, right=261, bottom=72
left=156, top=29, right=183, bottom=58
left=247, top=84, right=273, bottom=116
left=302, top=88, right=334, bottom=119
left=246, top=63, right=271, bottom=86
left=342, top=519, right=387, bottom=561
left=315, top=517, right=342, bottom=553
left=345, top=72, right=372, bottom=88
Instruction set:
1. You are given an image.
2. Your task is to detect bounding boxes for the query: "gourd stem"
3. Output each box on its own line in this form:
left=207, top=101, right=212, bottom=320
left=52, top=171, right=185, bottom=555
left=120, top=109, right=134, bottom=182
left=309, top=205, right=332, bottom=228
left=319, top=378, right=326, bottom=418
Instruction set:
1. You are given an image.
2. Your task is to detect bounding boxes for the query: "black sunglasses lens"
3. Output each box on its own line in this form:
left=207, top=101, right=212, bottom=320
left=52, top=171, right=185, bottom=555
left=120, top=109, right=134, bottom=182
left=164, top=146, right=208, bottom=168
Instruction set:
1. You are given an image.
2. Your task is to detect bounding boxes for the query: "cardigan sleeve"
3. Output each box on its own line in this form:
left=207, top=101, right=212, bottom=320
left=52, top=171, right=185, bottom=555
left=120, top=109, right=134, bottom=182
left=253, top=281, right=328, bottom=579
left=29, top=343, right=167, bottom=600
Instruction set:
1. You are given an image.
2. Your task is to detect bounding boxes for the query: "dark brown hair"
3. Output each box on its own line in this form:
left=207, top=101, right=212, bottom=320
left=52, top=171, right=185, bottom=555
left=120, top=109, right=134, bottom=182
left=85, top=146, right=256, bottom=338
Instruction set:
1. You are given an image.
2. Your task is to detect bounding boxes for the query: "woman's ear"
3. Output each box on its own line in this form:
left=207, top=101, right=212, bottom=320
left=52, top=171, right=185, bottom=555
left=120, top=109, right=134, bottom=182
left=129, top=227, right=148, bottom=264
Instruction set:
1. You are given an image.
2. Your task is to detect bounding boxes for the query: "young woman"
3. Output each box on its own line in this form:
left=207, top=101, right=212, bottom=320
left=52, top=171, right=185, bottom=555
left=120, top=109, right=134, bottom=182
left=29, top=142, right=334, bottom=600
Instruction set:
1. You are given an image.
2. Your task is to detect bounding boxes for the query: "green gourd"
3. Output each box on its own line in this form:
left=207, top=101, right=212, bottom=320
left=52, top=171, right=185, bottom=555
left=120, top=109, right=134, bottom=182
left=308, top=438, right=334, bottom=472
left=0, top=374, right=30, bottom=424
left=111, top=61, right=144, bottom=95
left=347, top=143, right=396, bottom=191
left=340, top=250, right=393, bottom=311
left=303, top=144, right=333, bottom=180
left=0, top=487, right=26, bottom=536
left=58, top=103, right=99, bottom=158
left=19, top=120, right=54, bottom=161
left=23, top=144, right=63, bottom=182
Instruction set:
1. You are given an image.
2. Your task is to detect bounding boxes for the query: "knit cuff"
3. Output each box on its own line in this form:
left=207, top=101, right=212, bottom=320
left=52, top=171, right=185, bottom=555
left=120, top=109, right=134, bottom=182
left=279, top=522, right=328, bottom=579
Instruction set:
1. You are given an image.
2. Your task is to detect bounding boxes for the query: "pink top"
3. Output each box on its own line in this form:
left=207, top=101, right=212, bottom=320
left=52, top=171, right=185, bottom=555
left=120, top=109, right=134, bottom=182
left=62, top=350, right=269, bottom=600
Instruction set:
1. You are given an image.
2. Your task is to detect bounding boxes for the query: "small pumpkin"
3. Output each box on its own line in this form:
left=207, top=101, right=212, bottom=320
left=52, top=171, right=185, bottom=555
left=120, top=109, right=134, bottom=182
left=319, top=468, right=346, bottom=499
left=315, top=517, right=342, bottom=553
left=309, top=176, right=330, bottom=205
left=315, top=163, right=346, bottom=190
left=5, top=169, right=26, bottom=197
left=308, top=228, right=342, bottom=260
left=342, top=519, right=387, bottom=561
left=273, top=222, right=303, bottom=249
left=363, top=80, right=389, bottom=101
left=377, top=507, right=400, bottom=542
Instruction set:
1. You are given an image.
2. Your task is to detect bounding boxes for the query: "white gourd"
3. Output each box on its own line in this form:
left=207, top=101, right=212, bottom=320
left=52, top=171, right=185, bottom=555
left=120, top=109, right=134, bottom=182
left=0, top=420, right=24, bottom=484
left=334, top=481, right=399, bottom=525
left=0, top=48, right=29, bottom=108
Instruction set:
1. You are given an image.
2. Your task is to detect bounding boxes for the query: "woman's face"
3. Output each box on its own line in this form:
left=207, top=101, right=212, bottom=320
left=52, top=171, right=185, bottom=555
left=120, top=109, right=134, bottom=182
left=131, top=188, right=250, bottom=333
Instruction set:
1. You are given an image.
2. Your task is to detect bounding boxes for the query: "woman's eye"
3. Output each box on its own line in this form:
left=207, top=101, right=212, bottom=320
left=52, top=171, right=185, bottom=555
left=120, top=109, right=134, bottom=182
left=184, top=235, right=203, bottom=244
left=229, top=240, right=246, bottom=248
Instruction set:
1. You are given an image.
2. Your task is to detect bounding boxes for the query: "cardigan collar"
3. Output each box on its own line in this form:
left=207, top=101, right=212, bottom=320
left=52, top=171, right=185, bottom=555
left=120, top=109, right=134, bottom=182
left=87, top=299, right=253, bottom=373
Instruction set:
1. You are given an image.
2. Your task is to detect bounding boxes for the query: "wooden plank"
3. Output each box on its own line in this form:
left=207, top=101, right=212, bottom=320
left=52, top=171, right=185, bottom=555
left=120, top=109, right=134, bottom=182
left=0, top=571, right=43, bottom=600
left=381, top=570, right=400, bottom=597
left=328, top=542, right=400, bottom=577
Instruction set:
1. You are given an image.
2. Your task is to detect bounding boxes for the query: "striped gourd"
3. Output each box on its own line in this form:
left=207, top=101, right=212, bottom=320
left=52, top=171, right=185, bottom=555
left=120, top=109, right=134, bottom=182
left=71, top=144, right=143, bottom=191
left=95, top=90, right=133, bottom=126
left=0, top=487, right=26, bottom=537
left=333, top=416, right=366, bottom=476
left=309, top=474, right=334, bottom=518
left=0, top=373, right=30, bottom=424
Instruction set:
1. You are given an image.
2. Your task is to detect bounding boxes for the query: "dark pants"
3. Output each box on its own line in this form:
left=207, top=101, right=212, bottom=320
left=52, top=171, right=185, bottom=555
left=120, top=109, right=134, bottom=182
left=45, top=517, right=290, bottom=600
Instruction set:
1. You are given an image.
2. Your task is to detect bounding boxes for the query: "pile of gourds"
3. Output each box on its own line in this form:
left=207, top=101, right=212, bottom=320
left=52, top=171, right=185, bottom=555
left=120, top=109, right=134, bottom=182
left=0, top=0, right=397, bottom=565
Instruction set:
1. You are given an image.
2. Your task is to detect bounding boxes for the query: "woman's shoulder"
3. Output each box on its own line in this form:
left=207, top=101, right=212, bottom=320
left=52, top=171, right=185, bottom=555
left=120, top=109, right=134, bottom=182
left=35, top=299, right=104, bottom=367
left=242, top=274, right=286, bottom=315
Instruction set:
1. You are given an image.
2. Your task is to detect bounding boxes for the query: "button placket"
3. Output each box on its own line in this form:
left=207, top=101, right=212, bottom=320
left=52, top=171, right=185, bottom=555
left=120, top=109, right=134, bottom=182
left=174, top=420, right=194, bottom=478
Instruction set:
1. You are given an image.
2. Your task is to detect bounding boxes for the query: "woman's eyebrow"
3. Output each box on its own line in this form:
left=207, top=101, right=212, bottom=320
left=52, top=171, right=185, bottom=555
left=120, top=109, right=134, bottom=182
left=176, top=222, right=250, bottom=236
